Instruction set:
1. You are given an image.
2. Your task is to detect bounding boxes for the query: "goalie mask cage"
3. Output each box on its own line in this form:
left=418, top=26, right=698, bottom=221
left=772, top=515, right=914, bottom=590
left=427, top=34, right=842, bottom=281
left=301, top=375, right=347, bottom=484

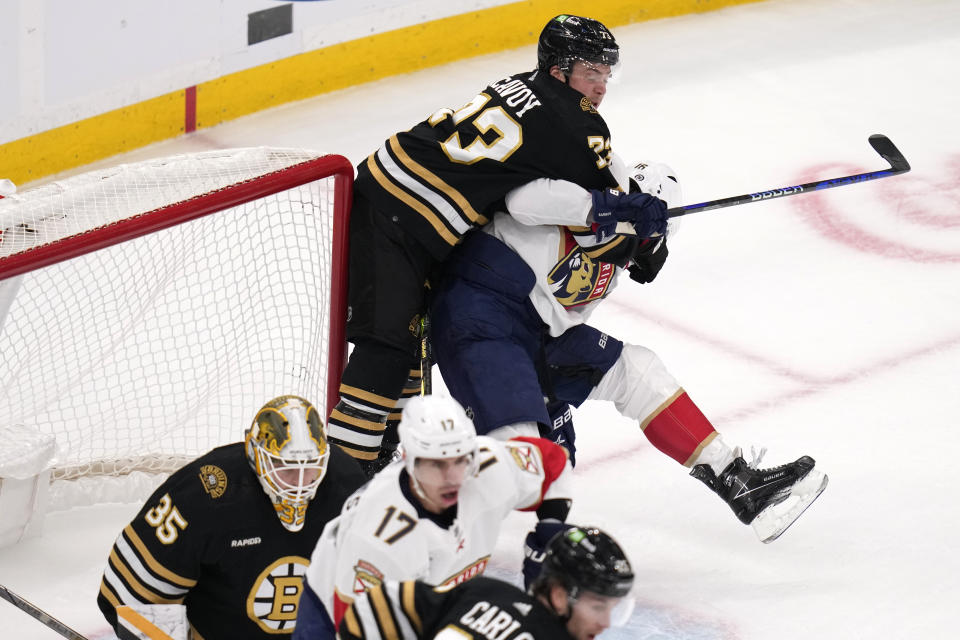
left=0, top=148, right=352, bottom=507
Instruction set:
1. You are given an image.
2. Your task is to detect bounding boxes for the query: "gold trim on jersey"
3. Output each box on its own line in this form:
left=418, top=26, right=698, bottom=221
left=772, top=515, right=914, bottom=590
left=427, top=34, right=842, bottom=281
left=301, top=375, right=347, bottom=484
left=369, top=586, right=400, bottom=639
left=343, top=606, right=362, bottom=637
left=387, top=135, right=487, bottom=226
left=125, top=526, right=197, bottom=589
left=109, top=548, right=185, bottom=604
left=400, top=581, right=422, bottom=634
left=366, top=153, right=460, bottom=247
left=99, top=580, right=121, bottom=608
left=330, top=407, right=387, bottom=434
left=335, top=443, right=380, bottom=461
left=339, top=384, right=399, bottom=413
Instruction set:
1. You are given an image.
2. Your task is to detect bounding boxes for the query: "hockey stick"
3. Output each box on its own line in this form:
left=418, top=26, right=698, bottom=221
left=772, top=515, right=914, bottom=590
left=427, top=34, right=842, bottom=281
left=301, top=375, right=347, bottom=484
left=0, top=584, right=89, bottom=640
left=667, top=134, right=909, bottom=218
left=615, top=134, right=910, bottom=234
left=419, top=315, right=433, bottom=395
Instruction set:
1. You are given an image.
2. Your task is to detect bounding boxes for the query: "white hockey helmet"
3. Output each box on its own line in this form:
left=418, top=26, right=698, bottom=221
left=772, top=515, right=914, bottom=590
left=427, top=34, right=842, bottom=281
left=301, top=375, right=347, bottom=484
left=245, top=395, right=330, bottom=532
left=628, top=161, right=682, bottom=209
left=398, top=394, right=478, bottom=477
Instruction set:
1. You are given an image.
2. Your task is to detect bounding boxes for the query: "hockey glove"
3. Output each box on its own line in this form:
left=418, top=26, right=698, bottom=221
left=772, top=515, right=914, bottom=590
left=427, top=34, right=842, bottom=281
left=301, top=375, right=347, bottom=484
left=522, top=519, right=572, bottom=590
left=543, top=400, right=577, bottom=467
left=590, top=188, right=668, bottom=238
left=628, top=236, right=669, bottom=284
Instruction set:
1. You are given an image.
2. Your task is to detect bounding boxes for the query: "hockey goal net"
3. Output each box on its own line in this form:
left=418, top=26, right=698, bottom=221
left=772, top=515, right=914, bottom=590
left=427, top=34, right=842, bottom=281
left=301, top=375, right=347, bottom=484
left=0, top=148, right=352, bottom=508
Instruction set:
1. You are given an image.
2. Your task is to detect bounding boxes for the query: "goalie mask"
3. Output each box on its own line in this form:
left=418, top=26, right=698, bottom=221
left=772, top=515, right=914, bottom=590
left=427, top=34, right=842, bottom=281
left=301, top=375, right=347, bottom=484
left=245, top=395, right=329, bottom=532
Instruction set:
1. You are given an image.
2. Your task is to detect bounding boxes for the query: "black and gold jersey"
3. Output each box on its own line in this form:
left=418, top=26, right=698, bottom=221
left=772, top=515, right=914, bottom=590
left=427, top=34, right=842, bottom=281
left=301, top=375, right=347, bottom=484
left=97, top=443, right=366, bottom=640
left=355, top=69, right=620, bottom=260
left=338, top=576, right=574, bottom=640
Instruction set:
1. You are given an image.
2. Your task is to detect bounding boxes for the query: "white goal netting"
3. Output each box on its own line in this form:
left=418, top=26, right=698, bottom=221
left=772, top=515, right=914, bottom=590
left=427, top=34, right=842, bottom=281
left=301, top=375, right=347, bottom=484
left=0, top=148, right=352, bottom=507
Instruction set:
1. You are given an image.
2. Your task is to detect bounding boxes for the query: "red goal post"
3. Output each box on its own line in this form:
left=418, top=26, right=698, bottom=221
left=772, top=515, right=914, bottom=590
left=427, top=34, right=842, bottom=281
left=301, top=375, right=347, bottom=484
left=0, top=148, right=353, bottom=505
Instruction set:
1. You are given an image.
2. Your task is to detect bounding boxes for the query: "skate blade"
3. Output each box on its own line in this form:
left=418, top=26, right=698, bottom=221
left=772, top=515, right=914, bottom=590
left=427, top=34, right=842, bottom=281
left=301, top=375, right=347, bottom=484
left=751, top=470, right=828, bottom=543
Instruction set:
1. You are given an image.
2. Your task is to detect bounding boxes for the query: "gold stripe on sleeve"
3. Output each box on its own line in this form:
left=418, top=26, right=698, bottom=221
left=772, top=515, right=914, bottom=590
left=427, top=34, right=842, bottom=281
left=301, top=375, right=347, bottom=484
left=343, top=607, right=362, bottom=637
left=109, top=549, right=184, bottom=604
left=370, top=586, right=401, bottom=640
left=124, top=526, right=197, bottom=589
left=388, top=136, right=487, bottom=225
left=401, top=581, right=423, bottom=635
left=339, top=383, right=399, bottom=411
left=365, top=155, right=460, bottom=247
left=99, top=580, right=121, bottom=608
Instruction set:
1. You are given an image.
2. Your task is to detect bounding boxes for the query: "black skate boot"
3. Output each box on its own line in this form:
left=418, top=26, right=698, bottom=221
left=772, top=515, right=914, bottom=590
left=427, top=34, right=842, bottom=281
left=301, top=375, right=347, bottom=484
left=691, top=447, right=828, bottom=543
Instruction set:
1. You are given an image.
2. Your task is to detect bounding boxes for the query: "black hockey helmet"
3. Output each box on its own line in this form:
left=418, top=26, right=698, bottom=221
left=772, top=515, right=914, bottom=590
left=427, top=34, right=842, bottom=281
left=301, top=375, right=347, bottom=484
left=538, top=526, right=634, bottom=599
left=537, top=15, right=620, bottom=74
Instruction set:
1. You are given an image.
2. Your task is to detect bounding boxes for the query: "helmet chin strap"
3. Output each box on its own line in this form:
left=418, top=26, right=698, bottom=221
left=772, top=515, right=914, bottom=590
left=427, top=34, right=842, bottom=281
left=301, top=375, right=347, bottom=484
left=410, top=466, right=430, bottom=504
left=543, top=586, right=578, bottom=624
left=408, top=460, right=446, bottom=512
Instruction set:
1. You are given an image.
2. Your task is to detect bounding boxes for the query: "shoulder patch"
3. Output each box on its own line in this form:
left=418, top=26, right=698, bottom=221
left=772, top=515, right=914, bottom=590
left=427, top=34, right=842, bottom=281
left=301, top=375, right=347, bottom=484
left=579, top=96, right=598, bottom=114
left=198, top=464, right=228, bottom=498
left=353, top=560, right=384, bottom=594
left=507, top=443, right=541, bottom=474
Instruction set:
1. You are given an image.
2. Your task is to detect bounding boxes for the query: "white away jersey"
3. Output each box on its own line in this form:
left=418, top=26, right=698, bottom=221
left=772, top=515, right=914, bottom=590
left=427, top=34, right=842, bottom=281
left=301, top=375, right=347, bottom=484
left=304, top=436, right=571, bottom=623
left=491, top=154, right=633, bottom=337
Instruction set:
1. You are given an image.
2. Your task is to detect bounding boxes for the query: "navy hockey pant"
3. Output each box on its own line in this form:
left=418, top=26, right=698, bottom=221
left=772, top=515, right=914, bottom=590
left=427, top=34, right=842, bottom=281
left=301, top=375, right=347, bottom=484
left=430, top=232, right=622, bottom=436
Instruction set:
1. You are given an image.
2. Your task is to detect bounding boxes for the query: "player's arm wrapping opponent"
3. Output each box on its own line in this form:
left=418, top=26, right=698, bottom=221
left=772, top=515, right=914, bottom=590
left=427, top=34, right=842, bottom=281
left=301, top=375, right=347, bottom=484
left=430, top=156, right=686, bottom=451
left=432, top=160, right=828, bottom=544
left=499, top=160, right=704, bottom=460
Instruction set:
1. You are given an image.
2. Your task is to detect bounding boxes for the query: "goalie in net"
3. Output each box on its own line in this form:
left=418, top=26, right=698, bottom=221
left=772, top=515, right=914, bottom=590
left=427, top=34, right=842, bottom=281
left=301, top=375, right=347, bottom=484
left=97, top=396, right=366, bottom=640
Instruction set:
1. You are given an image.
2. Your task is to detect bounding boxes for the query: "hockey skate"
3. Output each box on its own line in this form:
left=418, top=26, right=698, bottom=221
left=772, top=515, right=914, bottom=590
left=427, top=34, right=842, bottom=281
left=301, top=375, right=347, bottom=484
left=690, top=447, right=828, bottom=543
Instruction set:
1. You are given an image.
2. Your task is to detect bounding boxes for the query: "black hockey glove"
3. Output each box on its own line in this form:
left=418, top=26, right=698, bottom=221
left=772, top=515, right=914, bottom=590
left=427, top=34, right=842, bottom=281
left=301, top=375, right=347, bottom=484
left=590, top=188, right=668, bottom=238
left=542, top=400, right=577, bottom=467
left=522, top=519, right=572, bottom=590
left=628, top=236, right=668, bottom=284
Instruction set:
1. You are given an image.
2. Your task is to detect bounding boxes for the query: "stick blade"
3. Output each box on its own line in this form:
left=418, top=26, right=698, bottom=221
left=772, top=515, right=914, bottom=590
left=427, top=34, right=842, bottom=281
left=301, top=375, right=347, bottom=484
left=869, top=134, right=910, bottom=173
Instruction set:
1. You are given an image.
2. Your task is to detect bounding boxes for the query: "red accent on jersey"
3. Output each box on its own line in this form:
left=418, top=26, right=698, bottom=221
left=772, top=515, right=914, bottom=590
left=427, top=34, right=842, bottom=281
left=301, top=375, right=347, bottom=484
left=440, top=556, right=490, bottom=588
left=333, top=591, right=352, bottom=627
left=643, top=392, right=716, bottom=465
left=511, top=437, right=569, bottom=511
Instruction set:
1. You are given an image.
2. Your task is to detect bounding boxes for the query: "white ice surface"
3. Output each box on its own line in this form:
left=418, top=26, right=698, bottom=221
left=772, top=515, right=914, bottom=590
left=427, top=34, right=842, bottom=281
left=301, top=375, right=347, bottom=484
left=2, top=0, right=959, bottom=638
